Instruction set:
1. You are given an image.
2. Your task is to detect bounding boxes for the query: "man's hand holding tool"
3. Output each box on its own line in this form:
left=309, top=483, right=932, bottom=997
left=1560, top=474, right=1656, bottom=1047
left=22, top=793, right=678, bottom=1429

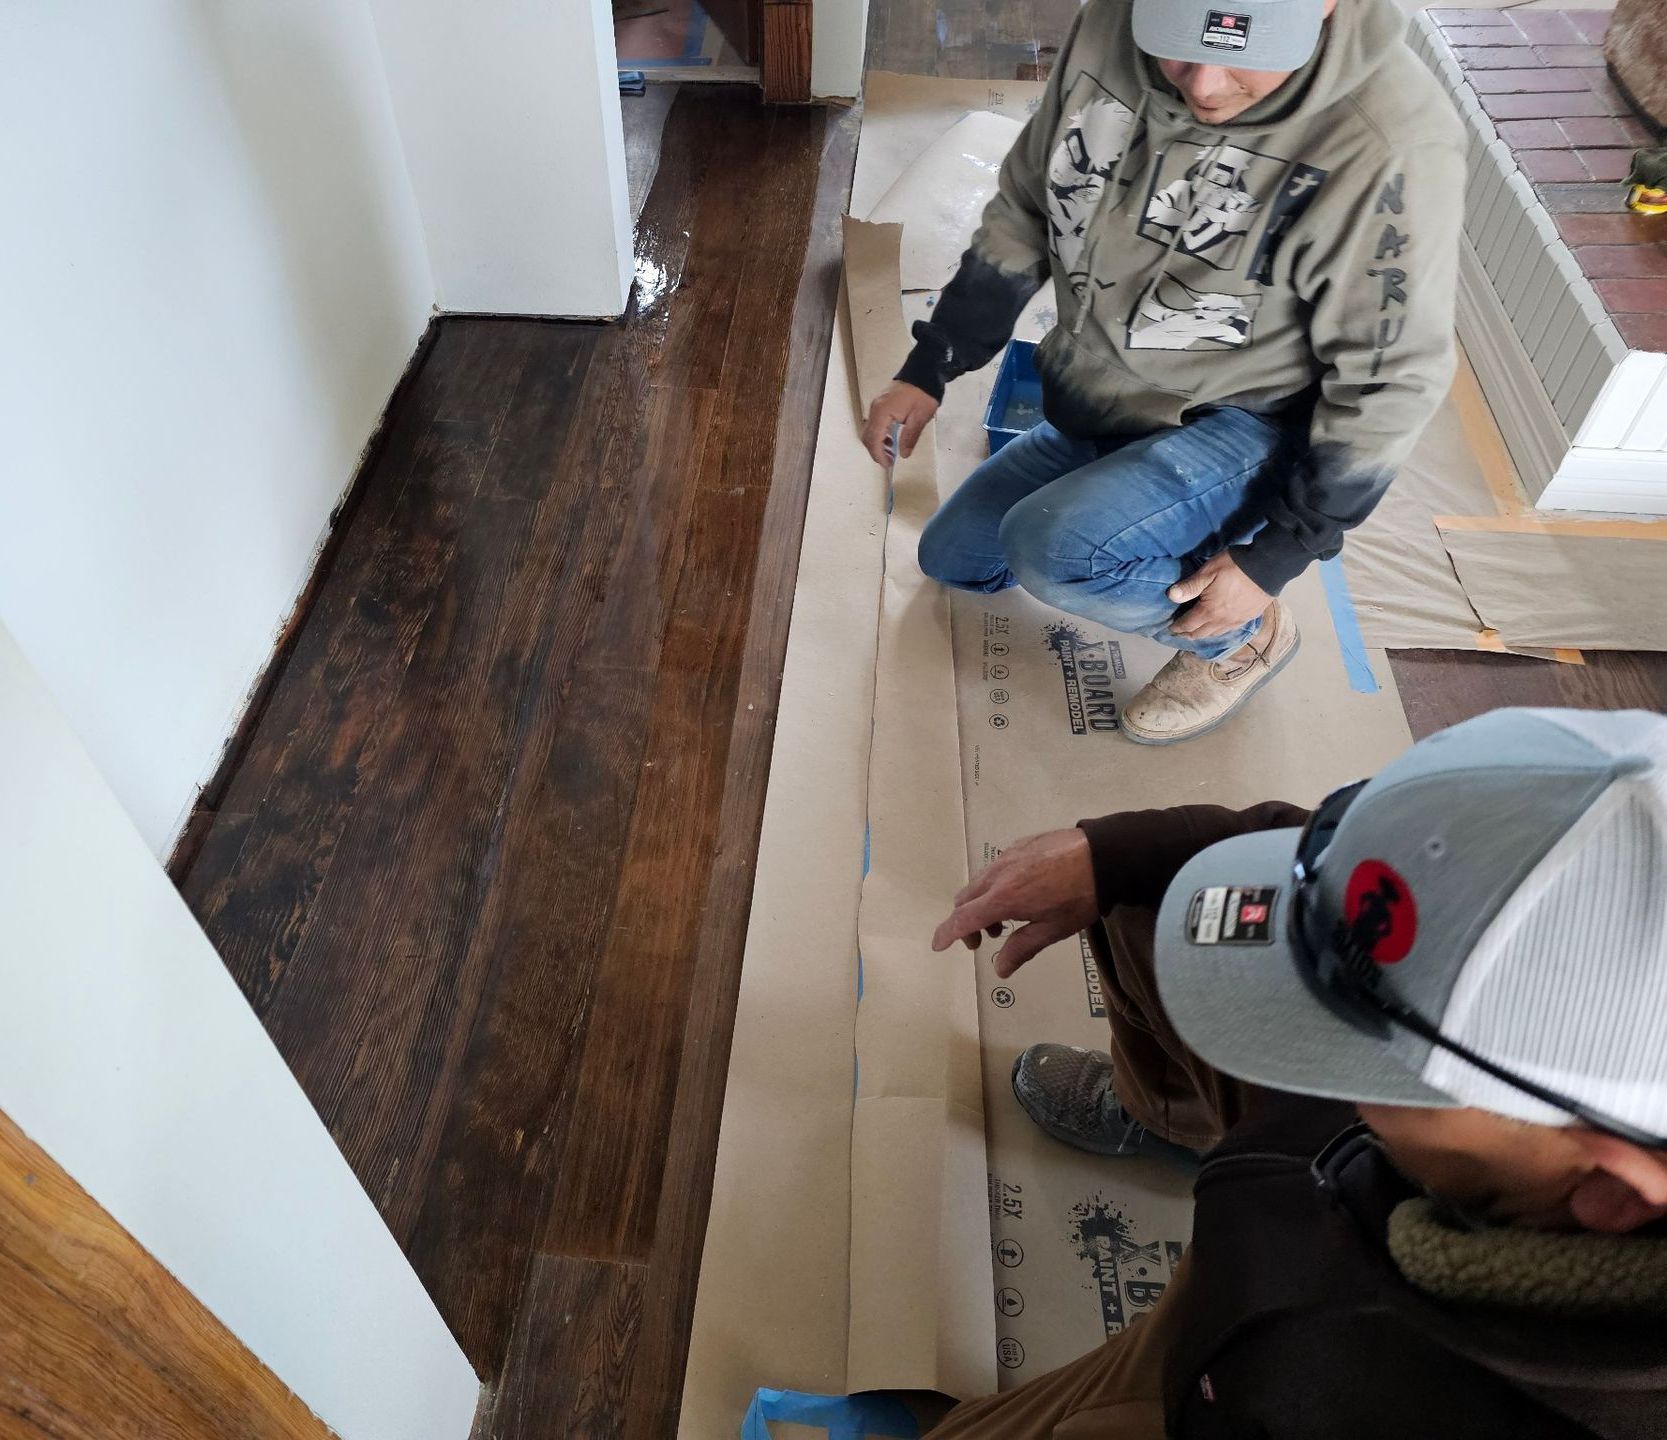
left=862, top=380, right=940, bottom=468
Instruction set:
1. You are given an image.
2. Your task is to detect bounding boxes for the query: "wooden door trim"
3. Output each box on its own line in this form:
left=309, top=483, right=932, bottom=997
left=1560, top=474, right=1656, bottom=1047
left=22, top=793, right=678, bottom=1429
left=762, top=0, right=812, bottom=102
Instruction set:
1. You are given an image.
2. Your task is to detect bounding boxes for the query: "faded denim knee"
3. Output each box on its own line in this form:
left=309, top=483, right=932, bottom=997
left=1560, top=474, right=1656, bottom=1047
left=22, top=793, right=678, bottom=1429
left=998, top=498, right=1174, bottom=634
left=917, top=505, right=1011, bottom=593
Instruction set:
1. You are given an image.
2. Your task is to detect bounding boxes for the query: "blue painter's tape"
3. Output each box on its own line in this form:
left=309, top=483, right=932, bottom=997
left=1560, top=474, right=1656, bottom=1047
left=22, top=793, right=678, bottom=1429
left=619, top=55, right=714, bottom=68
left=679, top=4, right=711, bottom=59
left=742, top=1389, right=920, bottom=1440
left=1319, top=557, right=1378, bottom=695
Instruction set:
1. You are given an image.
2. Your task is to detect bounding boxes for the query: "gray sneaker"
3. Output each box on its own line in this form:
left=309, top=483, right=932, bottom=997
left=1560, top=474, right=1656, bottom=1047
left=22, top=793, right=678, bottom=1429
left=1011, top=1043, right=1201, bottom=1169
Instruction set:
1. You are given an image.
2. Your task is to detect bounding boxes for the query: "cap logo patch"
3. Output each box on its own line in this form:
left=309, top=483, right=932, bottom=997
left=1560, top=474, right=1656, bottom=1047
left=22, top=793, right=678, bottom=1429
left=1342, top=860, right=1417, bottom=965
left=1187, top=886, right=1278, bottom=945
left=1201, top=10, right=1252, bottom=51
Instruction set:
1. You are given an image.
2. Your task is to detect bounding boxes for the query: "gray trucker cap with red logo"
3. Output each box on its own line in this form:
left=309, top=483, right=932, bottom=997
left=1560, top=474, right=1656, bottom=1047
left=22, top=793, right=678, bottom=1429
left=1155, top=708, right=1667, bottom=1133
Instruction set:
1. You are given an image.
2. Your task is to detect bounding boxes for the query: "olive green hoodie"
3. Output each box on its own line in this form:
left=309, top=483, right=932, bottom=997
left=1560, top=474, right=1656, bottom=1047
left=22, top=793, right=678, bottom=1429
left=897, top=0, right=1467, bottom=593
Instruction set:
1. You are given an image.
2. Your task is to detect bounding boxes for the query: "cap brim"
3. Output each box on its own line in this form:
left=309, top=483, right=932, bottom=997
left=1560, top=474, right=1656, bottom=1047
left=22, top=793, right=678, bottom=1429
left=1133, top=0, right=1327, bottom=73
left=1155, top=831, right=1457, bottom=1110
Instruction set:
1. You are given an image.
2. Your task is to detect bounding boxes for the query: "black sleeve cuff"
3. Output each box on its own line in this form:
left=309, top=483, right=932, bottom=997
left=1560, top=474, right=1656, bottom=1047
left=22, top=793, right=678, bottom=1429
left=896, top=334, right=950, bottom=402
left=1231, top=523, right=1323, bottom=595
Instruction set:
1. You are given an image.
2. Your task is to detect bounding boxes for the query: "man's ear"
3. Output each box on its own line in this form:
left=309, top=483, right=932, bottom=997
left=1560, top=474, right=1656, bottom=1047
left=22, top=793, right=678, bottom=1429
left=1567, top=1131, right=1667, bottom=1234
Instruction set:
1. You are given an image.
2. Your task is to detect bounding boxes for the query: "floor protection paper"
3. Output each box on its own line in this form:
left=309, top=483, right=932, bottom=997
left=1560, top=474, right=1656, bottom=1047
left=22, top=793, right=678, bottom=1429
left=844, top=218, right=994, bottom=1403
left=1438, top=521, right=1667, bottom=652
left=865, top=110, right=1025, bottom=292
left=683, top=72, right=1422, bottom=1438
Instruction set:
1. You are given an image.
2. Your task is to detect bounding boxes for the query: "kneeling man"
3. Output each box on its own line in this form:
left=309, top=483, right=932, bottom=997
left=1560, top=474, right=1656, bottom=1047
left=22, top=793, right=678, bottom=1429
left=865, top=0, right=1465, bottom=743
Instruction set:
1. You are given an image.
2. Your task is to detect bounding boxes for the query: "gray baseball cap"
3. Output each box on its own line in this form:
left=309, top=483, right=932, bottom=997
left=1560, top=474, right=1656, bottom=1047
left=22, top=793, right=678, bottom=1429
left=1133, top=0, right=1329, bottom=72
left=1154, top=708, right=1667, bottom=1135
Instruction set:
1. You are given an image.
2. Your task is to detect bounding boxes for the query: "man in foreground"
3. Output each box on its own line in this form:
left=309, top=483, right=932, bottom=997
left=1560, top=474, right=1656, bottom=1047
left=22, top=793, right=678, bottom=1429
left=863, top=0, right=1465, bottom=744
left=929, top=707, right=1667, bottom=1437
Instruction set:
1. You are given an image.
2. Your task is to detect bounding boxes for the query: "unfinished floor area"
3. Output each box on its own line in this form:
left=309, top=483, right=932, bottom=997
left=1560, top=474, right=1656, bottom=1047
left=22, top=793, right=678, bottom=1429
left=174, top=7, right=1667, bottom=1438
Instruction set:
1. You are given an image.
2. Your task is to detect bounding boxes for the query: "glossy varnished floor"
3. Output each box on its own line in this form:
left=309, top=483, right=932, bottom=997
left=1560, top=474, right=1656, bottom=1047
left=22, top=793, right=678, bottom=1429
left=176, top=86, right=856, bottom=1437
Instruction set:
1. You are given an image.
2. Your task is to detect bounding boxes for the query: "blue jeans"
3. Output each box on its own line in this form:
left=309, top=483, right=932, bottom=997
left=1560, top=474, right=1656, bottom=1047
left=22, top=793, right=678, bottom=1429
left=918, top=409, right=1290, bottom=660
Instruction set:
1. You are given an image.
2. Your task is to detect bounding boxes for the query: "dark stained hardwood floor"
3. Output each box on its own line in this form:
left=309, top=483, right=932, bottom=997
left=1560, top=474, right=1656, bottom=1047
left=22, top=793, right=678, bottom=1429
left=176, top=86, right=857, bottom=1438
left=174, top=15, right=1667, bottom=1440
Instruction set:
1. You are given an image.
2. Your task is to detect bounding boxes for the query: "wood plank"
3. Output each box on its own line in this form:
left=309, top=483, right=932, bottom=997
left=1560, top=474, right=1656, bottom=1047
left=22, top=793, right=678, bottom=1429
left=649, top=96, right=759, bottom=391
left=477, top=327, right=597, bottom=502
left=487, top=1257, right=646, bottom=1440
left=1389, top=647, right=1667, bottom=738
left=189, top=417, right=499, bottom=1015
left=619, top=103, right=859, bottom=1440
left=396, top=366, right=720, bottom=1370
left=182, top=322, right=541, bottom=1013
left=165, top=321, right=444, bottom=885
left=540, top=490, right=771, bottom=1261
left=208, top=319, right=524, bottom=828
left=255, top=486, right=558, bottom=1203
left=175, top=807, right=255, bottom=917
left=538, top=105, right=831, bottom=1265
left=396, top=648, right=663, bottom=1375
left=0, top=1108, right=333, bottom=1440
left=688, top=107, right=829, bottom=498
left=269, top=323, right=704, bottom=1249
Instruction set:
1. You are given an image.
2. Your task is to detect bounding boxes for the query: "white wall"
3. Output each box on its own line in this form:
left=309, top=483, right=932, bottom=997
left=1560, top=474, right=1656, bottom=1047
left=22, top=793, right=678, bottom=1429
left=0, top=1, right=435, bottom=856
left=369, top=0, right=634, bottom=317
left=814, top=0, right=872, bottom=99
left=0, top=619, right=480, bottom=1440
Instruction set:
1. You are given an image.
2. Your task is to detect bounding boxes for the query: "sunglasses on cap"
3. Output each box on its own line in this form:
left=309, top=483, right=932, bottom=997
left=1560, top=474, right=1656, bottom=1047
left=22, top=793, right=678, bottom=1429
left=1290, top=780, right=1667, bottom=1151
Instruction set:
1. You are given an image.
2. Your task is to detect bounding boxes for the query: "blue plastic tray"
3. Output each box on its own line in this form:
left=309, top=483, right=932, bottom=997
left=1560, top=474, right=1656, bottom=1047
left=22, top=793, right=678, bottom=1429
left=983, top=339, right=1044, bottom=454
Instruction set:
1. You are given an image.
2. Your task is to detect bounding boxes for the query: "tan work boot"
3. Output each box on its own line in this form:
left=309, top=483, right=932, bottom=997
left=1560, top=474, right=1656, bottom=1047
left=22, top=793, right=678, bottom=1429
left=1121, top=599, right=1299, bottom=746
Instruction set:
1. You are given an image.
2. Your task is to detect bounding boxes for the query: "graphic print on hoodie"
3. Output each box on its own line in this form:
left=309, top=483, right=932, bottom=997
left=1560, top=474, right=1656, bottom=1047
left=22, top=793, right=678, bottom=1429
left=896, top=0, right=1468, bottom=594
left=1047, top=91, right=1136, bottom=289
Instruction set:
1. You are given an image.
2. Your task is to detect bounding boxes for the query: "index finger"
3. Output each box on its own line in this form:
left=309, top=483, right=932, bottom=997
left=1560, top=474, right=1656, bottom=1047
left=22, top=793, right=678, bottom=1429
left=932, top=892, right=1010, bottom=952
left=951, top=862, right=999, bottom=911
